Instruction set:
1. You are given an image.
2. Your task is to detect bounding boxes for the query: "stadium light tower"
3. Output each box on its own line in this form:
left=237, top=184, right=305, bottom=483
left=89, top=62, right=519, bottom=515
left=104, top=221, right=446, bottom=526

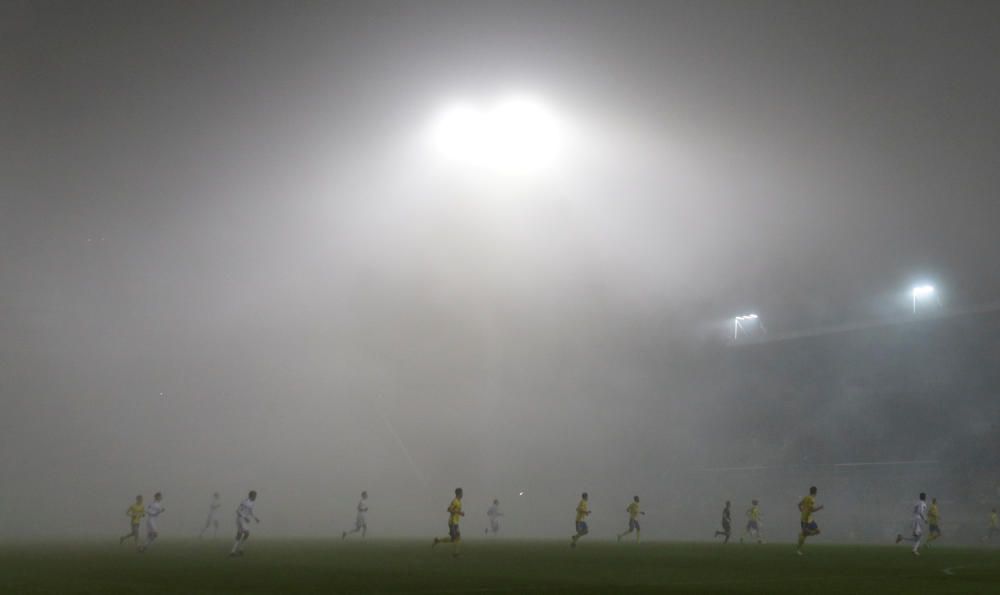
left=733, top=313, right=759, bottom=340
left=911, top=284, right=937, bottom=314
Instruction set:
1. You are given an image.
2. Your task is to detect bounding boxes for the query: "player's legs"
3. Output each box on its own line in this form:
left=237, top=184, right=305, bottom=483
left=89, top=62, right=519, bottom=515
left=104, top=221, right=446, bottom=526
left=120, top=523, right=139, bottom=545
left=212, top=519, right=219, bottom=539
left=231, top=522, right=249, bottom=555
left=449, top=524, right=461, bottom=556
left=571, top=521, right=589, bottom=547
left=617, top=521, right=634, bottom=542
left=910, top=522, right=924, bottom=554
left=142, top=526, right=158, bottom=551
left=715, top=523, right=731, bottom=543
left=798, top=522, right=819, bottom=554
left=898, top=522, right=923, bottom=551
left=714, top=522, right=730, bottom=542
left=433, top=523, right=458, bottom=550
left=345, top=516, right=367, bottom=539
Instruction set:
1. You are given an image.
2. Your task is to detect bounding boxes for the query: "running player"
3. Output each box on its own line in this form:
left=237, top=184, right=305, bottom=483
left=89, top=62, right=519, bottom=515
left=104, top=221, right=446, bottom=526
left=714, top=501, right=732, bottom=543
left=741, top=499, right=763, bottom=544
left=138, top=492, right=165, bottom=553
left=617, top=495, right=644, bottom=543
left=485, top=499, right=502, bottom=536
left=199, top=492, right=221, bottom=539
left=229, top=490, right=260, bottom=557
left=342, top=491, right=369, bottom=539
left=570, top=492, right=591, bottom=548
left=927, top=497, right=941, bottom=544
left=796, top=486, right=823, bottom=555
left=432, top=488, right=464, bottom=557
left=120, top=494, right=144, bottom=548
left=895, top=492, right=928, bottom=555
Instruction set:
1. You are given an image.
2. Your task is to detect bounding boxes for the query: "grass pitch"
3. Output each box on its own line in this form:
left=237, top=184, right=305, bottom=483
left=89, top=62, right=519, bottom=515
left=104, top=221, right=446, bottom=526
left=1, top=539, right=998, bottom=594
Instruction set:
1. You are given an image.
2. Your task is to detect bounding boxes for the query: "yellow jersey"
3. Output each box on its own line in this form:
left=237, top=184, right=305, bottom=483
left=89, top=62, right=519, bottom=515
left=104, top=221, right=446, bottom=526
left=127, top=503, right=145, bottom=524
left=928, top=504, right=939, bottom=524
left=448, top=498, right=462, bottom=526
left=576, top=499, right=589, bottom=523
left=799, top=495, right=816, bottom=523
left=627, top=502, right=640, bottom=519
left=748, top=506, right=760, bottom=522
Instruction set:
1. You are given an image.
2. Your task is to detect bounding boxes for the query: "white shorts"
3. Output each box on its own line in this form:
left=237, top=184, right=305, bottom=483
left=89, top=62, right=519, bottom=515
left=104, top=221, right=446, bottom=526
left=355, top=514, right=367, bottom=529
left=911, top=520, right=923, bottom=537
left=237, top=516, right=251, bottom=532
left=145, top=519, right=158, bottom=534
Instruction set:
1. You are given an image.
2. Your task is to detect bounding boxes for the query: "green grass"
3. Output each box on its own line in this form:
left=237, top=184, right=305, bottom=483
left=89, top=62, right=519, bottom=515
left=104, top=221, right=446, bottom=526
left=1, top=539, right=998, bottom=594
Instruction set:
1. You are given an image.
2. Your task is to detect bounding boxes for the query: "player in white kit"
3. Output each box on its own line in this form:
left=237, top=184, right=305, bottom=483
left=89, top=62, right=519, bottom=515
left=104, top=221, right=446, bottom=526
left=199, top=492, right=221, bottom=538
left=139, top=492, right=165, bottom=553
left=230, top=490, right=260, bottom=557
left=485, top=499, right=503, bottom=536
left=342, top=491, right=369, bottom=539
left=895, top=492, right=928, bottom=555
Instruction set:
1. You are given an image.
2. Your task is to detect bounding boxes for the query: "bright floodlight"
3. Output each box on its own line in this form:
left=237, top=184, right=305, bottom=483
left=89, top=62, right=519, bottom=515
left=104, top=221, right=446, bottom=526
left=427, top=94, right=564, bottom=174
left=733, top=314, right=760, bottom=340
left=911, top=284, right=938, bottom=314
left=428, top=103, right=487, bottom=162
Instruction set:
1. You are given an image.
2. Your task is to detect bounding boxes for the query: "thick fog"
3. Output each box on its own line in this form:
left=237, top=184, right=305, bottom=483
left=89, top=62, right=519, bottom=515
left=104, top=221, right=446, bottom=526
left=3, top=1, right=1000, bottom=542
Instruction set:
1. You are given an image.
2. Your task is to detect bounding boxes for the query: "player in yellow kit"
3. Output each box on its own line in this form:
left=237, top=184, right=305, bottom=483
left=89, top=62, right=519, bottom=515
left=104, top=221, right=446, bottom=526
left=570, top=492, right=591, bottom=548
left=796, top=486, right=823, bottom=555
left=927, top=498, right=941, bottom=544
left=120, top=494, right=145, bottom=548
left=617, top=495, right=644, bottom=543
left=432, top=488, right=464, bottom=557
left=741, top=499, right=764, bottom=544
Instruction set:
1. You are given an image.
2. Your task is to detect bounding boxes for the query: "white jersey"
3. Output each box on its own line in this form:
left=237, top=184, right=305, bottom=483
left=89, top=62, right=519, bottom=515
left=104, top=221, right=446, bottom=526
left=237, top=498, right=256, bottom=523
left=207, top=499, right=221, bottom=520
left=487, top=505, right=501, bottom=520
left=145, top=501, right=165, bottom=530
left=910, top=500, right=928, bottom=536
left=356, top=500, right=368, bottom=517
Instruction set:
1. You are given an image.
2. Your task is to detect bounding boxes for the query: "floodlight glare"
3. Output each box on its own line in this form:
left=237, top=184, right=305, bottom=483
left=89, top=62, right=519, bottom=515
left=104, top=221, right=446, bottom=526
left=428, top=103, right=487, bottom=162
left=426, top=94, right=564, bottom=174
left=733, top=313, right=760, bottom=340
left=910, top=284, right=938, bottom=314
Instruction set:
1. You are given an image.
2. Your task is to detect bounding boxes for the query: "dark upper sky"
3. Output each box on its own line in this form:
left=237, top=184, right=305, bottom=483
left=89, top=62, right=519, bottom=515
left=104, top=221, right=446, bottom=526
left=2, top=1, right=1000, bottom=535
left=5, top=0, right=1000, bottom=339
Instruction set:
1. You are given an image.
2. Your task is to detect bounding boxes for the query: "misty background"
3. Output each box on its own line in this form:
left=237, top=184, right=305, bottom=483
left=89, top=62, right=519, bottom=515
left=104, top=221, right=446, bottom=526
left=3, top=1, right=1000, bottom=542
